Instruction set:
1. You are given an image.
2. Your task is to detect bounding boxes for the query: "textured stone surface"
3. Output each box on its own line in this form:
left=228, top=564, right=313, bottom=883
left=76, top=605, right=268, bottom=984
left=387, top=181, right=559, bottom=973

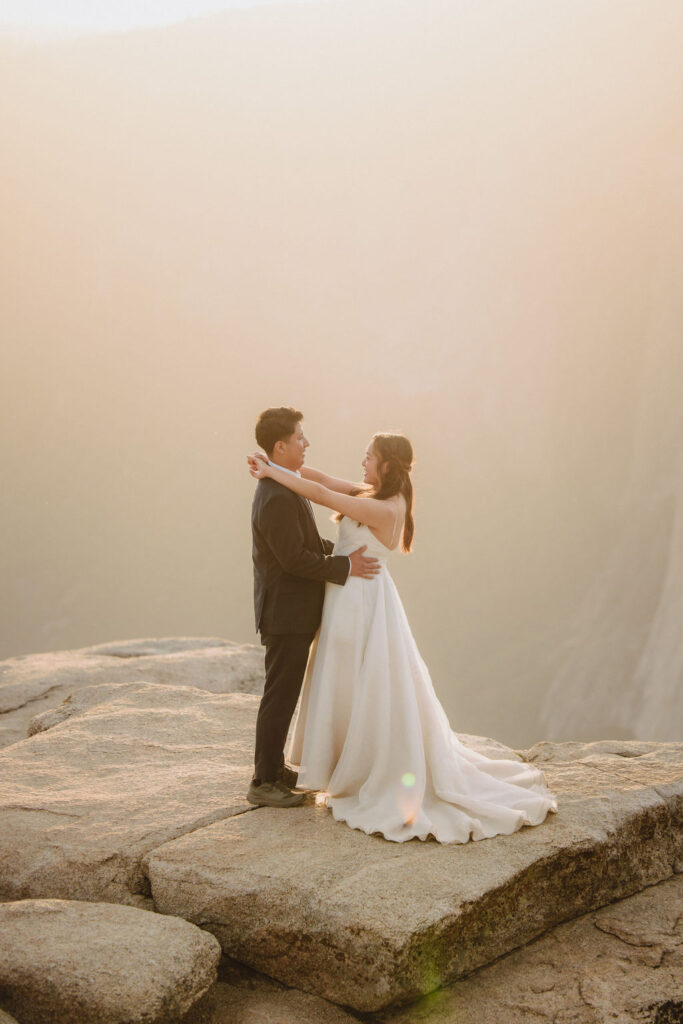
left=378, top=872, right=683, bottom=1024
left=0, top=637, right=264, bottom=749
left=2, top=640, right=681, bottom=1019
left=183, top=954, right=364, bottom=1023
left=145, top=740, right=683, bottom=1012
left=0, top=898, right=221, bottom=1024
left=524, top=737, right=683, bottom=764
left=0, top=682, right=258, bottom=904
left=186, top=981, right=360, bottom=1024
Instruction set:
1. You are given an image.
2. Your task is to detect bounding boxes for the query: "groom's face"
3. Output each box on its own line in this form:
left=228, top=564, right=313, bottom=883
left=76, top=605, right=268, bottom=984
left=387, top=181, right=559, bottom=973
left=272, top=421, right=309, bottom=472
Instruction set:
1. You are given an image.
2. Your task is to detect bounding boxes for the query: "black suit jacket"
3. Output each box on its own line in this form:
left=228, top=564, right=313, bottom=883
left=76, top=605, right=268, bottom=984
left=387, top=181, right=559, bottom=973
left=252, top=477, right=350, bottom=635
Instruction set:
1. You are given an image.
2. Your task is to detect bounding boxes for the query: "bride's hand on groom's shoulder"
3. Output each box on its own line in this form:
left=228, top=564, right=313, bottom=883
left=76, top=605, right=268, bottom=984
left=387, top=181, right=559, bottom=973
left=247, top=452, right=269, bottom=478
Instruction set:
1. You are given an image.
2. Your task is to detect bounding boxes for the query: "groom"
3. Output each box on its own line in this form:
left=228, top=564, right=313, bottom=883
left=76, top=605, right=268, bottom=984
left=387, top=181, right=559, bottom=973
left=248, top=406, right=380, bottom=808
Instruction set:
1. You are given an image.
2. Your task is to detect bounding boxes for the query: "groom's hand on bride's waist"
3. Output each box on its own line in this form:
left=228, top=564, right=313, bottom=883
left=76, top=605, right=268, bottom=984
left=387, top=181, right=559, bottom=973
left=349, top=545, right=381, bottom=579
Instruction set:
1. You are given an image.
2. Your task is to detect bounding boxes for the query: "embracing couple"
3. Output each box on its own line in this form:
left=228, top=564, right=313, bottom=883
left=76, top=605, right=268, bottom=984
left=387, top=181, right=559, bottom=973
left=247, top=406, right=558, bottom=844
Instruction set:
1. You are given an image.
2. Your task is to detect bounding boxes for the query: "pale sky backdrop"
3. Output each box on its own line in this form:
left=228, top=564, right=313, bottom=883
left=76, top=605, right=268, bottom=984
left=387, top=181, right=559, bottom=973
left=2, top=0, right=682, bottom=747
left=0, top=0, right=314, bottom=34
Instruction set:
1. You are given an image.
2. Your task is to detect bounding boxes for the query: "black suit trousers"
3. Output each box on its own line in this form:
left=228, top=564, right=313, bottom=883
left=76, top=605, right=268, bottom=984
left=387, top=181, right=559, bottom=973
left=254, top=631, right=315, bottom=783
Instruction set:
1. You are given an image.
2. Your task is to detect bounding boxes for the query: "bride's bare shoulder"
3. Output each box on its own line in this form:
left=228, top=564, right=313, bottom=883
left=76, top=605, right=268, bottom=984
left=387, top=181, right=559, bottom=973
left=391, top=493, right=407, bottom=514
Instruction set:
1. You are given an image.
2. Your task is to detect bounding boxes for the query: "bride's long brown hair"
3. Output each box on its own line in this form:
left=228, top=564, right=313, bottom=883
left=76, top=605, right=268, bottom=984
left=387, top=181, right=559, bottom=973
left=335, top=432, right=415, bottom=552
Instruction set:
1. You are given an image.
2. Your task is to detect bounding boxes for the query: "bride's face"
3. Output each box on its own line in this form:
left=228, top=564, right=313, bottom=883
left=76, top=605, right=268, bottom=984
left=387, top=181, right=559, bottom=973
left=362, top=444, right=381, bottom=487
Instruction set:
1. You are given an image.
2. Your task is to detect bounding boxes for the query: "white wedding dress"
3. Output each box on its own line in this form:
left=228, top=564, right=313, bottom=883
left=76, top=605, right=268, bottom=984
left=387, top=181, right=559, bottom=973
left=288, top=515, right=559, bottom=844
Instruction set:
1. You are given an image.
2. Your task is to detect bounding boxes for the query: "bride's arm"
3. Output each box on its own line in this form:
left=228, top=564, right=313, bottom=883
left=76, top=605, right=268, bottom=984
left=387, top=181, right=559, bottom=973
left=300, top=465, right=368, bottom=496
left=248, top=459, right=392, bottom=531
left=247, top=453, right=364, bottom=496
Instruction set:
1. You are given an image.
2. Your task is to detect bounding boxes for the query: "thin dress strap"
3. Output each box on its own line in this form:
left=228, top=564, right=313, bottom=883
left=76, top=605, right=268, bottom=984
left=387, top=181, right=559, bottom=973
left=389, top=499, right=401, bottom=550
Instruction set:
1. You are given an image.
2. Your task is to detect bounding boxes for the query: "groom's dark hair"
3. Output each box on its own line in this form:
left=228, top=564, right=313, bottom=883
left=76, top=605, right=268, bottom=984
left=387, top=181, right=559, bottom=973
left=255, top=406, right=304, bottom=455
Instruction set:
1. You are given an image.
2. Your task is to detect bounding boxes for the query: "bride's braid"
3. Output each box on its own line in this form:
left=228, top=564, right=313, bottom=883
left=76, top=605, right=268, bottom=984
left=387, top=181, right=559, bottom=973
left=369, top=433, right=415, bottom=552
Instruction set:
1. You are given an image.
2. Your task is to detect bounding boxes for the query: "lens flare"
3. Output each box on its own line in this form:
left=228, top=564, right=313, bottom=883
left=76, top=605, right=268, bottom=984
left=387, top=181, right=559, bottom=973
left=396, top=771, right=421, bottom=826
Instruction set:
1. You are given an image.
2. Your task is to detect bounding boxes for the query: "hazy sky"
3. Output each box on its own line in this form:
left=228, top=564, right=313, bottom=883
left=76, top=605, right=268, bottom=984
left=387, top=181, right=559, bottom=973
left=2, top=0, right=681, bottom=746
left=0, top=0, right=317, bottom=34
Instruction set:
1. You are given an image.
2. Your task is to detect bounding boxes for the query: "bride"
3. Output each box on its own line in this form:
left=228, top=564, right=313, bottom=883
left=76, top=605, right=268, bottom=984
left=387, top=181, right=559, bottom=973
left=247, top=432, right=558, bottom=844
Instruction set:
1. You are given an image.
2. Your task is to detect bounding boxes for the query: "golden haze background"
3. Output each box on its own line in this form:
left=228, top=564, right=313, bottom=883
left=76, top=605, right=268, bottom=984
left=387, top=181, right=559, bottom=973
left=1, top=0, right=682, bottom=746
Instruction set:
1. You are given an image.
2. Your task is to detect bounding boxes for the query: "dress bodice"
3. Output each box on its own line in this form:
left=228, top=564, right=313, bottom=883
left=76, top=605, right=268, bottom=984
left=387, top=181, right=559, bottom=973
left=332, top=515, right=396, bottom=562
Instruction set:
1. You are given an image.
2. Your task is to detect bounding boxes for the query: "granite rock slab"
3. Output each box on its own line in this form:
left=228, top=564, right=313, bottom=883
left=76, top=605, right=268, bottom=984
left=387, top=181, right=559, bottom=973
left=0, top=682, right=258, bottom=904
left=144, top=740, right=683, bottom=1011
left=0, top=898, right=221, bottom=1024
left=0, top=637, right=264, bottom=749
left=186, top=982, right=361, bottom=1024
left=378, top=872, right=683, bottom=1024
left=185, top=953, right=362, bottom=1023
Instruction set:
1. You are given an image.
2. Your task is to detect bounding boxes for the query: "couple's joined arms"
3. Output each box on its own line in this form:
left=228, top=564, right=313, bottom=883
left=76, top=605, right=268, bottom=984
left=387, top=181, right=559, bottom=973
left=248, top=457, right=393, bottom=533
left=251, top=456, right=381, bottom=580
left=249, top=452, right=363, bottom=496
left=300, top=465, right=366, bottom=496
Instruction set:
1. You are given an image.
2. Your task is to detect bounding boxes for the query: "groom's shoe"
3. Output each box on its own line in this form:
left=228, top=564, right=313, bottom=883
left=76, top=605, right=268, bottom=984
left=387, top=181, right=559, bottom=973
left=278, top=763, right=299, bottom=789
left=247, top=779, right=304, bottom=808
